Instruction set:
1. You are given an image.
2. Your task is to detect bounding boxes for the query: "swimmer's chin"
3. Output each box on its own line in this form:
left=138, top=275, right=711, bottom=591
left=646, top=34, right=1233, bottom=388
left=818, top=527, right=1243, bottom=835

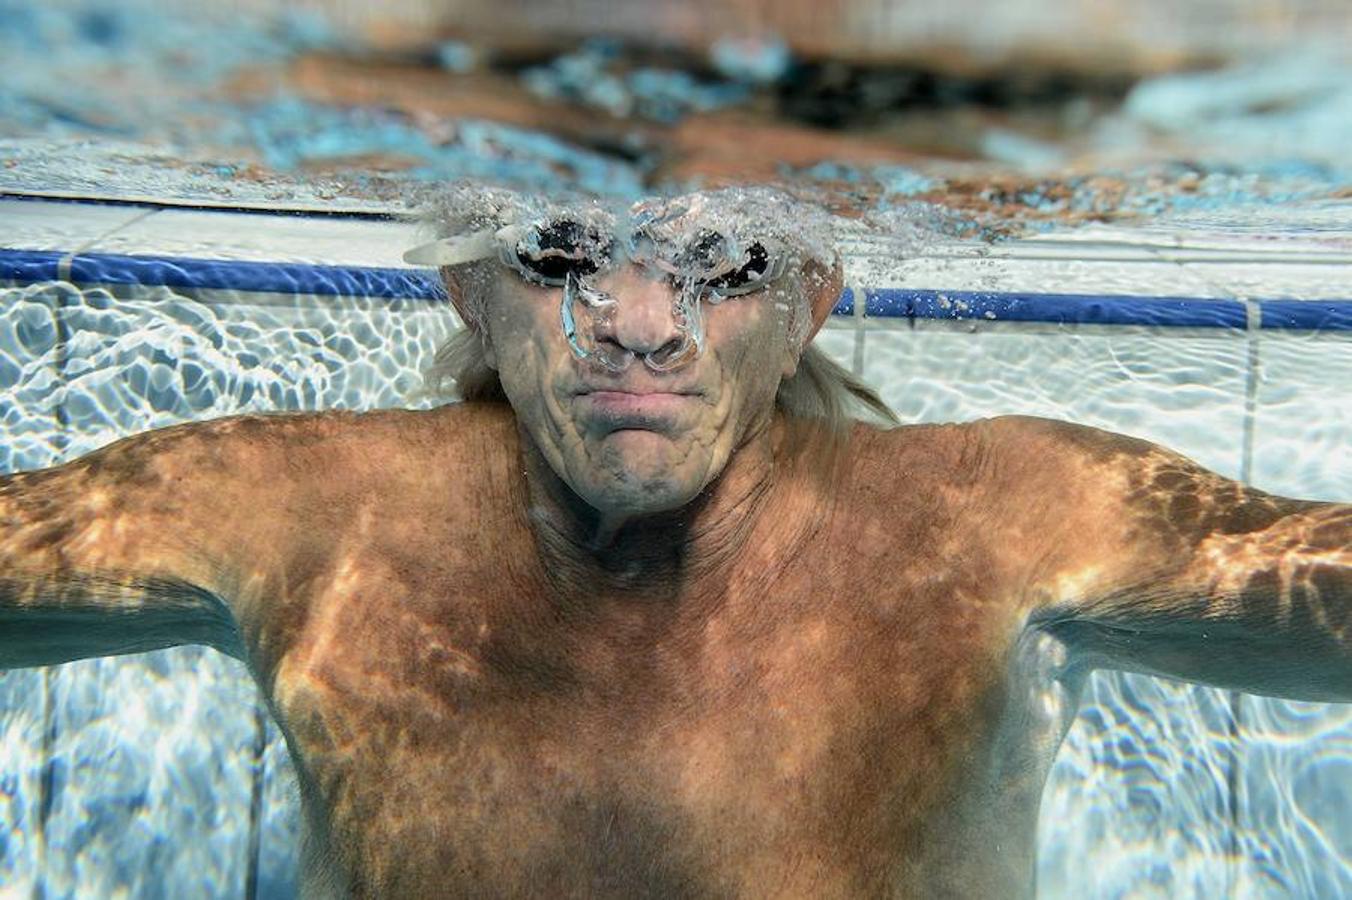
left=571, top=460, right=711, bottom=520
left=559, top=428, right=725, bottom=513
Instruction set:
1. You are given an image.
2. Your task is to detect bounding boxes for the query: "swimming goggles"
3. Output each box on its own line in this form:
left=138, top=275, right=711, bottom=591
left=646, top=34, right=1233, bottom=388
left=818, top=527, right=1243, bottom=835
left=404, top=215, right=791, bottom=372
left=404, top=216, right=787, bottom=297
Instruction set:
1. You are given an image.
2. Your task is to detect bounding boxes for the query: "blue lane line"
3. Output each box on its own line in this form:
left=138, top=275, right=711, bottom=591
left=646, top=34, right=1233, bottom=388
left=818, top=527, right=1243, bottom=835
left=1260, top=301, right=1352, bottom=331
left=1, top=249, right=62, bottom=283
left=4, top=248, right=1352, bottom=331
left=836, top=286, right=855, bottom=317
left=63, top=251, right=443, bottom=301
left=865, top=288, right=1250, bottom=329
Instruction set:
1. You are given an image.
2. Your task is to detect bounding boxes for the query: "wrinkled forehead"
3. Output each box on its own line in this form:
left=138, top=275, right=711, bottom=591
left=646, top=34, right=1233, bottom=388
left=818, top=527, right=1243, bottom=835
left=426, top=183, right=839, bottom=267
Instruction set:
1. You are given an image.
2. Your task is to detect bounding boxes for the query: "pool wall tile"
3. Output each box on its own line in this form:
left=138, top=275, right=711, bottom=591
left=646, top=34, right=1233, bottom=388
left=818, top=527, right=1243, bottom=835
left=0, top=666, right=46, bottom=896
left=1186, top=261, right=1350, bottom=302
left=1233, top=328, right=1352, bottom=899
left=863, top=288, right=1248, bottom=328
left=1247, top=331, right=1352, bottom=500
left=860, top=320, right=1250, bottom=897
left=0, top=199, right=152, bottom=254
left=1259, top=301, right=1352, bottom=331
left=861, top=321, right=1249, bottom=475
left=850, top=253, right=1234, bottom=300
left=66, top=253, right=444, bottom=301
left=1, top=282, right=455, bottom=898
left=1, top=250, right=62, bottom=283
left=40, top=650, right=258, bottom=899
left=0, top=284, right=64, bottom=895
left=86, top=208, right=422, bottom=269
left=809, top=325, right=858, bottom=375
left=4, top=198, right=1352, bottom=898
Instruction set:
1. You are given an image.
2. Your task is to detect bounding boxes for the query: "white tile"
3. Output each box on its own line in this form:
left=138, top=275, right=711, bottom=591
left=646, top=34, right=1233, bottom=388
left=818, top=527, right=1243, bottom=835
left=858, top=322, right=1250, bottom=898
left=1039, top=675, right=1237, bottom=899
left=862, top=323, right=1249, bottom=474
left=852, top=252, right=1232, bottom=299
left=1232, top=696, right=1352, bottom=900
left=1233, top=329, right=1352, bottom=900
left=1031, top=205, right=1352, bottom=258
left=42, top=650, right=258, bottom=899
left=19, top=280, right=457, bottom=897
left=48, top=287, right=453, bottom=444
left=0, top=283, right=65, bottom=471
left=0, top=666, right=44, bottom=895
left=0, top=285, right=65, bottom=892
left=89, top=208, right=424, bottom=269
left=1249, top=331, right=1352, bottom=499
left=1184, top=262, right=1349, bottom=301
left=0, top=199, right=150, bottom=253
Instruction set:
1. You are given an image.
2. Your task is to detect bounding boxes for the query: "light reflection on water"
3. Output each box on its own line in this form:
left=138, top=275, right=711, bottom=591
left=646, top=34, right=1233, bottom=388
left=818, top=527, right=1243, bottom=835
left=0, top=278, right=453, bottom=898
left=0, top=269, right=1349, bottom=897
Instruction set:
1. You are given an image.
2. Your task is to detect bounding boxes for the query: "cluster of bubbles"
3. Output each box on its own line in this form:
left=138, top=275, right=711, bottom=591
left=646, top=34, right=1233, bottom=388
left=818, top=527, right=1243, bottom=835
left=414, top=182, right=842, bottom=370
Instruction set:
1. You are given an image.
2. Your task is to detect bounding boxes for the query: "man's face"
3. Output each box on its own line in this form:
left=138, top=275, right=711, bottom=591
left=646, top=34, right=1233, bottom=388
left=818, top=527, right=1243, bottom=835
left=478, top=236, right=808, bottom=520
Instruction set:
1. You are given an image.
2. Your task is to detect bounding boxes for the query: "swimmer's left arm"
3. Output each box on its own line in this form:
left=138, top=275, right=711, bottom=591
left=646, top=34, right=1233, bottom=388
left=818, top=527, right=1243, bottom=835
left=996, top=417, right=1352, bottom=702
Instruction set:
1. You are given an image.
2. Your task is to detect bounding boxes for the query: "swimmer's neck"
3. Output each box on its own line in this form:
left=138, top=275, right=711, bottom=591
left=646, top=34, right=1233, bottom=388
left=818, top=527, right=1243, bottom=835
left=514, top=417, right=788, bottom=602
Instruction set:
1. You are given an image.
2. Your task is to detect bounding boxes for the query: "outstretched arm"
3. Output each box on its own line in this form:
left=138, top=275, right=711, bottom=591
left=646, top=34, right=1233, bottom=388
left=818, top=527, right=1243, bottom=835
left=994, top=417, right=1352, bottom=702
left=0, top=416, right=295, bottom=668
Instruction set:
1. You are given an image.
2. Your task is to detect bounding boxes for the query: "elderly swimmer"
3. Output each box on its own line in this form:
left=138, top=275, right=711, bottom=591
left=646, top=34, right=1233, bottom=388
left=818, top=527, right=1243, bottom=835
left=2, top=184, right=1350, bottom=899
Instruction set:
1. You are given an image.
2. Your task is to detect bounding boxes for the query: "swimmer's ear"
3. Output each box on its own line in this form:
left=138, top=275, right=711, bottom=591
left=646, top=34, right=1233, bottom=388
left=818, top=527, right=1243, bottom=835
left=440, top=265, right=499, bottom=370
left=787, top=257, right=844, bottom=377
left=440, top=266, right=478, bottom=330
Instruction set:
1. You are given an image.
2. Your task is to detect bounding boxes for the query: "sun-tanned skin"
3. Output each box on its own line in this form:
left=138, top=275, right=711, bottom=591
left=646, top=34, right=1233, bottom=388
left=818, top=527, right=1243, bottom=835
left=2, top=248, right=1351, bottom=899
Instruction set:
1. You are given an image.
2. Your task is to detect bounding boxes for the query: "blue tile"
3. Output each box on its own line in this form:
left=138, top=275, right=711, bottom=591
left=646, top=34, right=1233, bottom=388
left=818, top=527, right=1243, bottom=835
left=1260, top=300, right=1352, bottom=331
left=864, top=288, right=1249, bottom=329
left=0, top=250, right=62, bottom=283
left=66, top=252, right=445, bottom=301
left=834, top=287, right=854, bottom=317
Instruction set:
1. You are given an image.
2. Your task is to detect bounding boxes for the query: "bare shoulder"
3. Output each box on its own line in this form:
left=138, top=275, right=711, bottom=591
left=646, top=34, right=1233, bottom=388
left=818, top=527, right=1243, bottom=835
left=851, top=414, right=1172, bottom=484
left=94, top=400, right=518, bottom=491
left=174, top=399, right=507, bottom=453
left=963, top=415, right=1274, bottom=517
left=843, top=415, right=1198, bottom=540
left=1, top=400, right=518, bottom=580
left=847, top=414, right=1122, bottom=484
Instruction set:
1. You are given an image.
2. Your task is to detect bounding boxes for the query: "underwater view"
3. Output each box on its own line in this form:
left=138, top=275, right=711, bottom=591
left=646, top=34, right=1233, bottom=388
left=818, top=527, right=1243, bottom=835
left=1, top=1, right=1350, bottom=898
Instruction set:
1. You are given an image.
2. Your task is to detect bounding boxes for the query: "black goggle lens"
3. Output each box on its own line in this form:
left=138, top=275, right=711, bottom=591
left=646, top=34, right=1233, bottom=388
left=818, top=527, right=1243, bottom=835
left=512, top=219, right=613, bottom=285
left=510, top=221, right=776, bottom=297
left=704, top=241, right=771, bottom=294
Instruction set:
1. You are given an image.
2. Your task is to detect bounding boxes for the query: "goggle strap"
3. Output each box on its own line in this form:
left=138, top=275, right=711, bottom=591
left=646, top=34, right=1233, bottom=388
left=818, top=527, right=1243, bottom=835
left=402, top=228, right=511, bottom=267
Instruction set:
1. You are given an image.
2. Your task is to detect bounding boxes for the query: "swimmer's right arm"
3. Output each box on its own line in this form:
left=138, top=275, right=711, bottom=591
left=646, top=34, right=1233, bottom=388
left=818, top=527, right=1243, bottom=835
left=0, top=417, right=290, bottom=668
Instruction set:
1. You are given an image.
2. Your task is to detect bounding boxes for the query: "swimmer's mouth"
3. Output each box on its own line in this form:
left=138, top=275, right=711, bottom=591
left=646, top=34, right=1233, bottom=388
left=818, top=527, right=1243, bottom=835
left=583, top=390, right=694, bottom=413
left=576, top=388, right=700, bottom=430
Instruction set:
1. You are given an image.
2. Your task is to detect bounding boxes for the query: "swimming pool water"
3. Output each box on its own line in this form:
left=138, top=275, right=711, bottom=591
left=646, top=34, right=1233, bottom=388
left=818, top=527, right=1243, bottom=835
left=2, top=195, right=1350, bottom=897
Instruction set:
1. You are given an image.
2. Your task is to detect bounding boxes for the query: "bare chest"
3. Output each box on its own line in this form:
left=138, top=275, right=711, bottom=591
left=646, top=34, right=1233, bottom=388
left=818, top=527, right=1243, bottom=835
left=260, top=542, right=1044, bottom=899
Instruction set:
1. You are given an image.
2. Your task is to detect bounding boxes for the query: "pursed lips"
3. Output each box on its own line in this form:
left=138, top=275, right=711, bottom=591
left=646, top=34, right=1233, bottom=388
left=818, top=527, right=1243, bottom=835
left=574, top=386, right=702, bottom=428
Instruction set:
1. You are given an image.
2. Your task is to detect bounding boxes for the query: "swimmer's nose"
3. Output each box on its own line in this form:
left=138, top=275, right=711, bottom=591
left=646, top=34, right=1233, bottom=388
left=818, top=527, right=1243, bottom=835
left=591, top=270, right=687, bottom=360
